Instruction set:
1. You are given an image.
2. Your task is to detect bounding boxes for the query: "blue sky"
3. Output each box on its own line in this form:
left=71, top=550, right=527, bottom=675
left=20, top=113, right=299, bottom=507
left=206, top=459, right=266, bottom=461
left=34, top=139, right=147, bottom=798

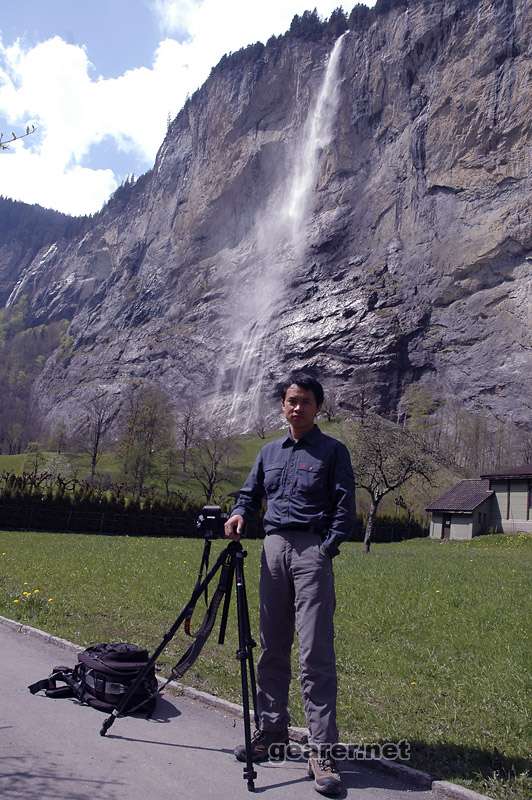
left=0, top=1, right=163, bottom=77
left=0, top=1, right=367, bottom=216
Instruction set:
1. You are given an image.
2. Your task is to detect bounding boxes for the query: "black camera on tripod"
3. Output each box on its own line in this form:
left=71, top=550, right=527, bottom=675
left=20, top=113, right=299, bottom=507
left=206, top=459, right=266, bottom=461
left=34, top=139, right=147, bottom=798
left=196, top=505, right=228, bottom=539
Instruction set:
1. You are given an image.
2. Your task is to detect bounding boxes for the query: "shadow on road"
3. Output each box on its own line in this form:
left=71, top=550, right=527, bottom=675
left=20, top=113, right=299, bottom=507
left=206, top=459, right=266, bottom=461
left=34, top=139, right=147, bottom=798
left=0, top=756, right=122, bottom=800
left=145, top=696, right=181, bottom=723
left=256, top=758, right=430, bottom=795
left=105, top=733, right=235, bottom=755
left=401, top=739, right=531, bottom=785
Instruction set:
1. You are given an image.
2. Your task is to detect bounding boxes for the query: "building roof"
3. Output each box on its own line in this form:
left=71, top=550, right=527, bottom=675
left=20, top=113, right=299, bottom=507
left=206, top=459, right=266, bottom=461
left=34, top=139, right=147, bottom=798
left=426, top=480, right=493, bottom=513
left=480, top=465, right=532, bottom=479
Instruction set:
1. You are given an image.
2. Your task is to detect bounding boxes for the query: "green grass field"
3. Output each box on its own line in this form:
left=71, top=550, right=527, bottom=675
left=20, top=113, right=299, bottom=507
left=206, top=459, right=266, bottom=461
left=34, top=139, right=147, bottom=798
left=0, top=530, right=530, bottom=798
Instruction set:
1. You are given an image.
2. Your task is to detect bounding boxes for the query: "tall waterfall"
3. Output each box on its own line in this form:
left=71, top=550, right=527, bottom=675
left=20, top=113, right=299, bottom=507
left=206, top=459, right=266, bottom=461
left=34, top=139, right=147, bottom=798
left=285, top=31, right=348, bottom=258
left=225, top=32, right=348, bottom=429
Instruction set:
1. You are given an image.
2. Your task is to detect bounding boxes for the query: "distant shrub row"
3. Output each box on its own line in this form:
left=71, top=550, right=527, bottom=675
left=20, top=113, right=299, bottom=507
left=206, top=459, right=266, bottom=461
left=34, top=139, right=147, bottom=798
left=0, top=472, right=198, bottom=514
left=0, top=473, right=427, bottom=542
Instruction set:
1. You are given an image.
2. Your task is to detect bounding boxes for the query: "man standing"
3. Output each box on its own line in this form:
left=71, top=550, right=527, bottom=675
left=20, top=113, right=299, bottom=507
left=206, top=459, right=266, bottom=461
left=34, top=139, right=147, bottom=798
left=225, top=373, right=355, bottom=797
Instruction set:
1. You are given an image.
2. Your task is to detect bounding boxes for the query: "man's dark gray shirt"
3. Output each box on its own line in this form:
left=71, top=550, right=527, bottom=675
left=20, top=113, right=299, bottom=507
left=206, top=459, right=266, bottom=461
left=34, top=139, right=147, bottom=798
left=232, top=425, right=355, bottom=557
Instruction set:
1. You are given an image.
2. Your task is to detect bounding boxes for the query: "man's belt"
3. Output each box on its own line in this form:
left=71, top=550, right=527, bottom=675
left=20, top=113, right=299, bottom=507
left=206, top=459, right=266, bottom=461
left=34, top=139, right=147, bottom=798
left=266, top=525, right=321, bottom=535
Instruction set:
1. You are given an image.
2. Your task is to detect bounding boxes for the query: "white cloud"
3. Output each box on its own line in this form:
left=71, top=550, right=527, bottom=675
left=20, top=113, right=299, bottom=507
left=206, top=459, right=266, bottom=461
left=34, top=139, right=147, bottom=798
left=152, top=0, right=203, bottom=37
left=0, top=35, right=192, bottom=214
left=0, top=142, right=117, bottom=216
left=0, top=1, right=360, bottom=216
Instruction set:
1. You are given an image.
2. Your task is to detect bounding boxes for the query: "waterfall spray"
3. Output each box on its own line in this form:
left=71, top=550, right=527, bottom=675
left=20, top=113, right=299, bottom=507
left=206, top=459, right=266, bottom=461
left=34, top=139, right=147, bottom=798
left=225, top=32, right=348, bottom=429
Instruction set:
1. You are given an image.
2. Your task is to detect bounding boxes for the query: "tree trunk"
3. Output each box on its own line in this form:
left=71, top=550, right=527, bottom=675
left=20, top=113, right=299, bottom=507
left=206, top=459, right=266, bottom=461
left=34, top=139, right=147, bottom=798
left=90, top=448, right=97, bottom=480
left=364, top=499, right=379, bottom=553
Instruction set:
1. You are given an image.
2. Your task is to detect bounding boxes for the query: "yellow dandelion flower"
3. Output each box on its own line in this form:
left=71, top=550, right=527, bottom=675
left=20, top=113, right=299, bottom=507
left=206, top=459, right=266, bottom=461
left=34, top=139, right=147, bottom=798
left=13, top=599, right=20, bottom=604
left=22, top=591, right=30, bottom=597
left=33, top=589, right=40, bottom=594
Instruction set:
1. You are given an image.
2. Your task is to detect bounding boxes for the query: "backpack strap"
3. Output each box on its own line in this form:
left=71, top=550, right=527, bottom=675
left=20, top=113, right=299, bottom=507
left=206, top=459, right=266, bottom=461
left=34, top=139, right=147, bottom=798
left=28, top=677, right=56, bottom=695
left=184, top=539, right=211, bottom=637
left=28, top=666, right=81, bottom=700
left=168, top=549, right=233, bottom=683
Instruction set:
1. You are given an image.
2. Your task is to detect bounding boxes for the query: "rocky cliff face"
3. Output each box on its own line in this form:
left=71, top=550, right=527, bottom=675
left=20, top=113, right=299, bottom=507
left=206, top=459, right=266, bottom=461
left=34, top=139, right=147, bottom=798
left=0, top=197, right=86, bottom=306
left=2, top=0, right=531, bottom=430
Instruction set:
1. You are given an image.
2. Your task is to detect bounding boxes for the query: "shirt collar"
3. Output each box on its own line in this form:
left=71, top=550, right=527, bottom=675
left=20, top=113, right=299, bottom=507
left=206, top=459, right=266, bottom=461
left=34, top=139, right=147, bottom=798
left=282, top=424, right=321, bottom=448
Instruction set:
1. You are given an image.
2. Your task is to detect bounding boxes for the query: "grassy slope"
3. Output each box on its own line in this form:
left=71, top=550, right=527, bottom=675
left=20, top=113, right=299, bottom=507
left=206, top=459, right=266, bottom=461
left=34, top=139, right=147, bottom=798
left=0, top=453, right=27, bottom=473
left=0, top=531, right=530, bottom=799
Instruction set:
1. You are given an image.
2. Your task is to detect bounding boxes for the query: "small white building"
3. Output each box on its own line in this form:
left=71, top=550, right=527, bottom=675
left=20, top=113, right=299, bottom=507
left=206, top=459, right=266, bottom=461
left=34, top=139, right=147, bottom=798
left=427, top=466, right=532, bottom=540
left=427, top=479, right=493, bottom=540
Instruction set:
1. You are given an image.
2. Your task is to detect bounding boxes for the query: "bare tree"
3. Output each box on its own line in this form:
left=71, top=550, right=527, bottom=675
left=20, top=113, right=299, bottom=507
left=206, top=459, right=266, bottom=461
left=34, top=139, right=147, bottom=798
left=118, top=382, right=175, bottom=498
left=521, top=430, right=532, bottom=465
left=253, top=413, right=268, bottom=439
left=157, top=436, right=180, bottom=501
left=350, top=369, right=372, bottom=424
left=321, top=389, right=340, bottom=423
left=341, top=413, right=435, bottom=553
left=0, top=124, right=36, bottom=151
left=252, top=396, right=276, bottom=439
left=190, top=418, right=239, bottom=503
left=175, top=401, right=198, bottom=473
left=4, top=422, right=24, bottom=455
left=22, top=442, right=47, bottom=479
left=427, top=399, right=526, bottom=476
left=49, top=420, right=68, bottom=454
left=78, top=393, right=115, bottom=480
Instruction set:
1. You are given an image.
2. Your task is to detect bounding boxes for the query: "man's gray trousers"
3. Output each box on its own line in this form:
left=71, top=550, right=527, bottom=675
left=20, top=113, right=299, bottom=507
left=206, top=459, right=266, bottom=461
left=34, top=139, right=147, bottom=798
left=256, top=530, right=338, bottom=747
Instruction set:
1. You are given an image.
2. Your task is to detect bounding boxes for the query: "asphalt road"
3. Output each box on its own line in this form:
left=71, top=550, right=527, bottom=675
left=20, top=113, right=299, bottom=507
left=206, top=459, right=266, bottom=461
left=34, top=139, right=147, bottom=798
left=0, top=623, right=434, bottom=800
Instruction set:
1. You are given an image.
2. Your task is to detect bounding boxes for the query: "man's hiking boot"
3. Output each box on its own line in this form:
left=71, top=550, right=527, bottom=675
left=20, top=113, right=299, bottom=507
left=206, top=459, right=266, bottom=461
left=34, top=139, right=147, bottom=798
left=234, top=728, right=289, bottom=763
left=308, top=755, right=343, bottom=796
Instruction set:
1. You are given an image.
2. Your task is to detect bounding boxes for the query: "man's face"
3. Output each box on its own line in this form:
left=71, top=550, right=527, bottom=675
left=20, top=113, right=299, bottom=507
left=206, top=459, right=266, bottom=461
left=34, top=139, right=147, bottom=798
left=281, top=384, right=320, bottom=434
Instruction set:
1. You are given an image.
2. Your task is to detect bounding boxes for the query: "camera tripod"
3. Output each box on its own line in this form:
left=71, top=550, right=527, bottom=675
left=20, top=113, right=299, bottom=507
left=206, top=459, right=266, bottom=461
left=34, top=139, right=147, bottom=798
left=100, top=537, right=259, bottom=791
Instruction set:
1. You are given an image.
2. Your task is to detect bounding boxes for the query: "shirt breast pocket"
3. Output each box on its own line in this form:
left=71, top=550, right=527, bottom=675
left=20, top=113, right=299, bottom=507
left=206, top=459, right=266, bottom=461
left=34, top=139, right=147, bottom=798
left=297, top=463, right=325, bottom=494
left=264, top=467, right=283, bottom=494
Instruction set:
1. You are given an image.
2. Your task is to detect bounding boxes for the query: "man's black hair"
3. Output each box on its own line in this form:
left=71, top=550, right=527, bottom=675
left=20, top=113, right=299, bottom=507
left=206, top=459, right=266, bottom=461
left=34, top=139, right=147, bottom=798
left=280, top=372, right=324, bottom=407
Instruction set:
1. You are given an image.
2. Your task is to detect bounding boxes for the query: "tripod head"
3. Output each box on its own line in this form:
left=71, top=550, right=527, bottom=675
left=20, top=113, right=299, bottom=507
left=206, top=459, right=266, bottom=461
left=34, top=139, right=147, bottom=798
left=196, top=505, right=228, bottom=539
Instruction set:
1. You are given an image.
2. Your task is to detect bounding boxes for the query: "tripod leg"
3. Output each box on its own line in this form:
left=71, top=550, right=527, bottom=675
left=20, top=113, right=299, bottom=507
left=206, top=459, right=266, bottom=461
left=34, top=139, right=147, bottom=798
left=237, top=551, right=258, bottom=728
left=218, top=558, right=235, bottom=645
left=234, top=549, right=257, bottom=791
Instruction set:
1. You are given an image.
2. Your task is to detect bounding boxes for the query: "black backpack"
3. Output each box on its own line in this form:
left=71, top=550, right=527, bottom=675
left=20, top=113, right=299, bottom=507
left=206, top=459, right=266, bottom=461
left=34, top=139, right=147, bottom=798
left=29, top=642, right=158, bottom=714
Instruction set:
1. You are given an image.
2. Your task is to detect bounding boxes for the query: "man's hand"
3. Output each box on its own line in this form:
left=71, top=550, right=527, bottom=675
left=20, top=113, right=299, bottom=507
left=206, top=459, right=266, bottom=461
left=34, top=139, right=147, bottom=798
left=224, top=514, right=244, bottom=540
